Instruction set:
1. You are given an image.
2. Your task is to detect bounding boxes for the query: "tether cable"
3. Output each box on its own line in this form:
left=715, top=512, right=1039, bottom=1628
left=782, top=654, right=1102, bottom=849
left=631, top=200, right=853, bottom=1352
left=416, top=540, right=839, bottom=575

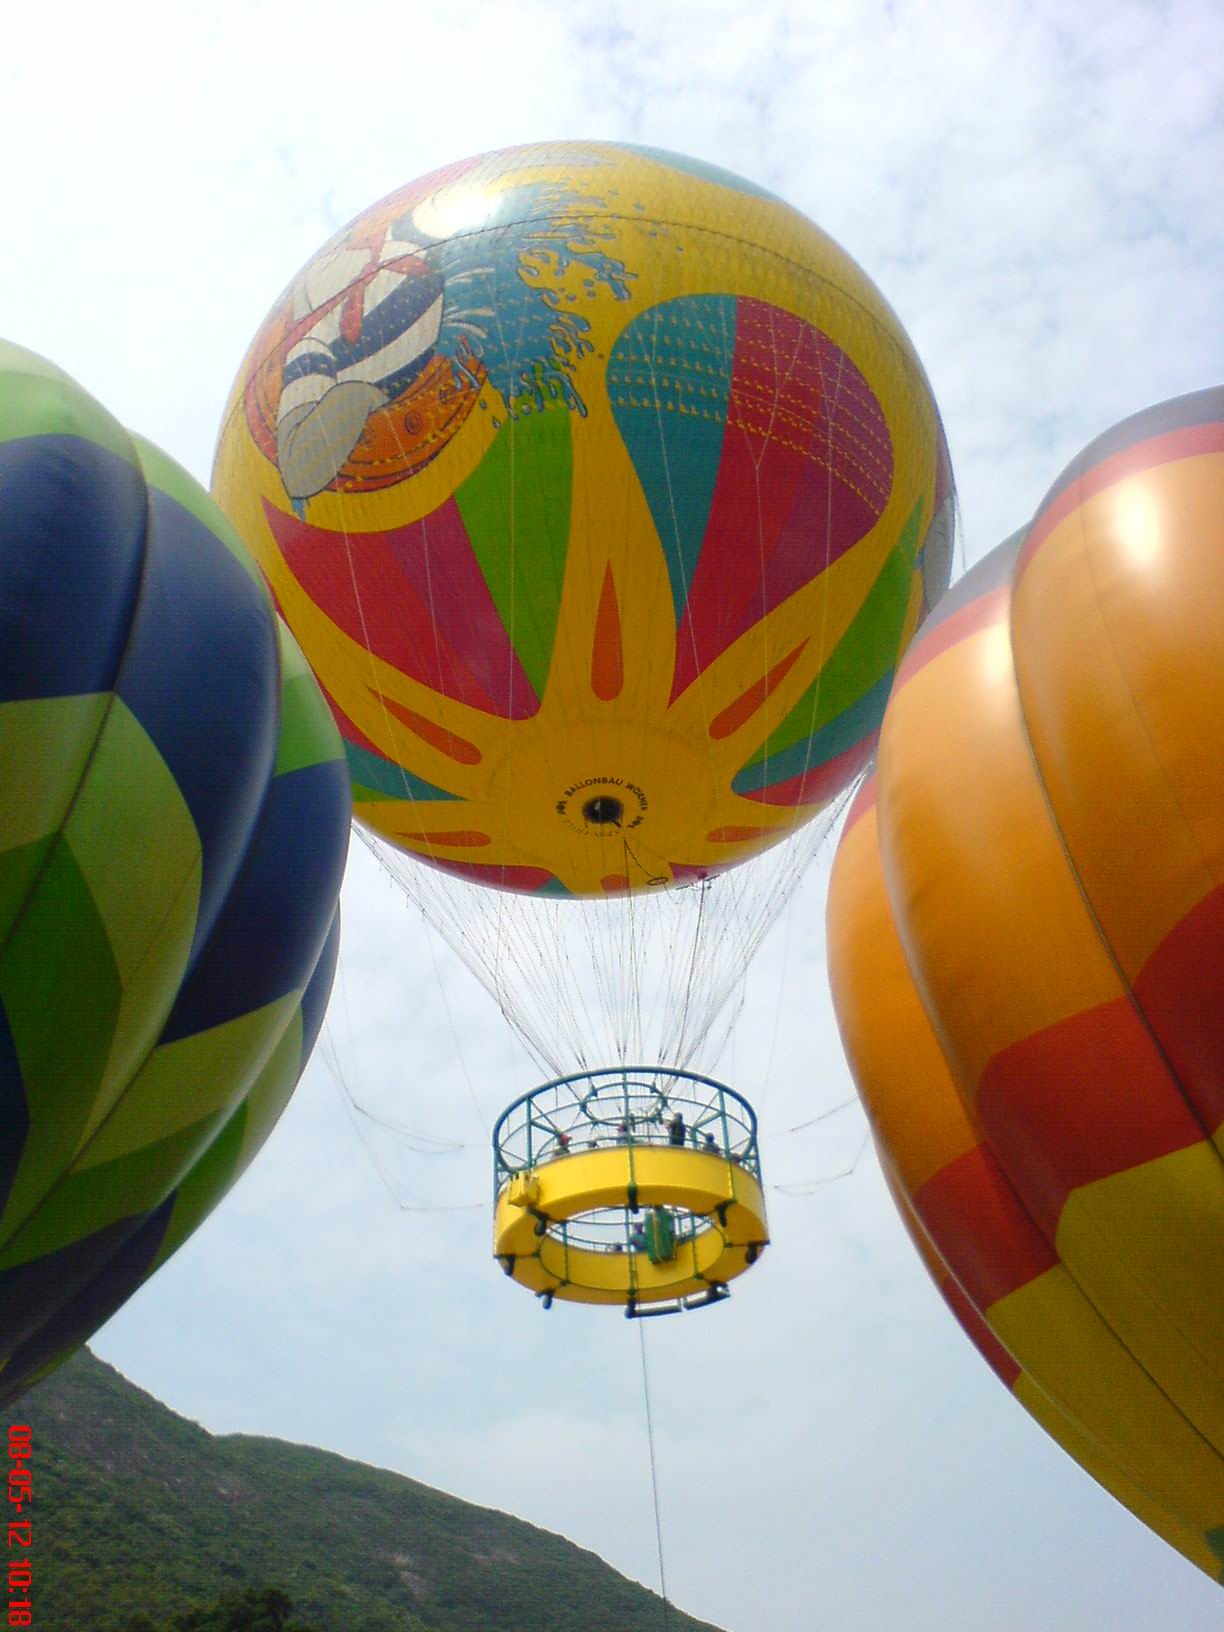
left=637, top=1320, right=673, bottom=1628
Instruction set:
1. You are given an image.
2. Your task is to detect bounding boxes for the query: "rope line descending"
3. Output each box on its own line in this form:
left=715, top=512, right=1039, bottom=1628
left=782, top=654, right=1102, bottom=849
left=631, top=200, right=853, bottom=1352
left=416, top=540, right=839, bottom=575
left=637, top=1320, right=673, bottom=1629
left=320, top=1025, right=485, bottom=1214
left=773, top=1123, right=873, bottom=1197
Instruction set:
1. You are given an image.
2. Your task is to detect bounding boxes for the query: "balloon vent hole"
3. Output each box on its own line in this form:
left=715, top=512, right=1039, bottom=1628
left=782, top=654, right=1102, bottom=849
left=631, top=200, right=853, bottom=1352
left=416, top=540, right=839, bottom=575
left=583, top=796, right=624, bottom=826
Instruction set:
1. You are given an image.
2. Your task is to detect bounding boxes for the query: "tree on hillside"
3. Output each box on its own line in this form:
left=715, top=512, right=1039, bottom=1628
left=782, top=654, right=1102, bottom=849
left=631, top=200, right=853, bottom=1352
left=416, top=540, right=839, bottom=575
left=140, top=1585, right=321, bottom=1632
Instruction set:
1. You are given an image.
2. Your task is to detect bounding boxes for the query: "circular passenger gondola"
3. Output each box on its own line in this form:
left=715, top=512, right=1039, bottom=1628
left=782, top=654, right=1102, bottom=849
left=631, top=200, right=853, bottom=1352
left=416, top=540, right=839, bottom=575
left=492, top=1068, right=768, bottom=1316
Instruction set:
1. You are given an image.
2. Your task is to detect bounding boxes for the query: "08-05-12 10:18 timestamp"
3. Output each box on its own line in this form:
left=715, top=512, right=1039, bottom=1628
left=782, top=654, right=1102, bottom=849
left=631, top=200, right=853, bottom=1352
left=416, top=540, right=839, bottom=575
left=6, top=1425, right=32, bottom=1627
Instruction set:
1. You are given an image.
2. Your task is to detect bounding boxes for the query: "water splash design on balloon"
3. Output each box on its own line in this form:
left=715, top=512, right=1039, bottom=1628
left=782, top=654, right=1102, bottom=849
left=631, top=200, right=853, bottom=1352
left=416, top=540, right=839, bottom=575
left=422, top=176, right=636, bottom=423
left=243, top=164, right=637, bottom=497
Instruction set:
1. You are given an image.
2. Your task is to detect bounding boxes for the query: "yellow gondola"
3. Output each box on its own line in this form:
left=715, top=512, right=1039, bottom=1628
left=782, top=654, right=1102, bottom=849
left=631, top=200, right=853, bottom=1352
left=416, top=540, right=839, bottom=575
left=492, top=1068, right=768, bottom=1316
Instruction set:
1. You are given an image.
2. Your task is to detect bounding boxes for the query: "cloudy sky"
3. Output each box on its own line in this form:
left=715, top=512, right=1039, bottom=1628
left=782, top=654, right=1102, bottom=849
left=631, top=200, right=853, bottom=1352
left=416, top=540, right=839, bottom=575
left=5, top=1, right=1224, bottom=1628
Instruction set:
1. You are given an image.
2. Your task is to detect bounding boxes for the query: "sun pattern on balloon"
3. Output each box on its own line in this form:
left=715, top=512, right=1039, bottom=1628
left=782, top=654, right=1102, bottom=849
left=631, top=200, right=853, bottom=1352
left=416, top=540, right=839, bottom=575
left=215, top=141, right=952, bottom=897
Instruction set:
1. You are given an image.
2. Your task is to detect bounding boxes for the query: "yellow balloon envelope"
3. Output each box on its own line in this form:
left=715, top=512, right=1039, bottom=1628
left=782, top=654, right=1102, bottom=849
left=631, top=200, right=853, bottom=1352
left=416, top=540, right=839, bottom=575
left=214, top=141, right=951, bottom=897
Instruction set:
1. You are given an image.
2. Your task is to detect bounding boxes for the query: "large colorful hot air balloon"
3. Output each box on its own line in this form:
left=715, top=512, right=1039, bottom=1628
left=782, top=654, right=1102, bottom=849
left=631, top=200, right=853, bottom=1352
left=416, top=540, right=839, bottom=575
left=0, top=342, right=351, bottom=1406
left=213, top=140, right=951, bottom=897
left=827, top=386, right=1224, bottom=1579
left=213, top=141, right=951, bottom=1313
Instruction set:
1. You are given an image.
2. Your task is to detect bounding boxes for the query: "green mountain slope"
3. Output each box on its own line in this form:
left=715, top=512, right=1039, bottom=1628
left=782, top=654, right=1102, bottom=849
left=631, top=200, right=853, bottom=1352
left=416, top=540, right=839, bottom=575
left=20, top=1350, right=728, bottom=1632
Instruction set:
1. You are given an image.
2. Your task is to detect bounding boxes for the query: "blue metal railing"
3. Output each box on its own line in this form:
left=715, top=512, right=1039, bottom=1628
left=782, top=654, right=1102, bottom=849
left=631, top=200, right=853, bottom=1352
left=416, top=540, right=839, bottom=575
left=492, top=1066, right=761, bottom=1202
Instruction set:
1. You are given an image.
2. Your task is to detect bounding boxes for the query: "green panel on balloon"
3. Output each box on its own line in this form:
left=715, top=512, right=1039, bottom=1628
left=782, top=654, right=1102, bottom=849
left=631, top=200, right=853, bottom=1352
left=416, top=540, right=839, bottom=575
left=0, top=842, right=122, bottom=1238
left=736, top=500, right=925, bottom=785
left=52, top=719, right=199, bottom=1162
left=0, top=834, right=57, bottom=952
left=0, top=364, right=136, bottom=463
left=62, top=701, right=200, bottom=1058
left=0, top=340, right=349, bottom=1412
left=274, top=628, right=347, bottom=779
left=77, top=993, right=302, bottom=1170
left=0, top=1118, right=217, bottom=1269
left=0, top=694, right=110, bottom=883
left=151, top=1105, right=252, bottom=1269
left=0, top=978, right=303, bottom=1271
left=454, top=400, right=573, bottom=704
left=149, top=1010, right=306, bottom=1271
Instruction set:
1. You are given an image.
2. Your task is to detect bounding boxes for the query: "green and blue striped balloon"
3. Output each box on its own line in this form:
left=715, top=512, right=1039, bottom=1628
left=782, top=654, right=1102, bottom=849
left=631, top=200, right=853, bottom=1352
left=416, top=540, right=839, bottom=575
left=0, top=342, right=350, bottom=1405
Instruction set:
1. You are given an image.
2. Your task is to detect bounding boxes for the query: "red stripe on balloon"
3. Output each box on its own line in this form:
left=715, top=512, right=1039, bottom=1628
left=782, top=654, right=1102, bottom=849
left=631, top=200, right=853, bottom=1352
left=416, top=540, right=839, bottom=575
left=383, top=499, right=539, bottom=718
left=885, top=1158, right=1023, bottom=1385
left=668, top=859, right=739, bottom=884
left=263, top=498, right=537, bottom=719
left=312, top=676, right=404, bottom=767
left=314, top=678, right=367, bottom=751
left=1132, top=885, right=1224, bottom=1134
left=591, top=563, right=624, bottom=701
left=892, top=585, right=1009, bottom=694
left=739, top=732, right=874, bottom=808
left=368, top=153, right=485, bottom=219
left=1017, top=421, right=1224, bottom=579
left=421, top=856, right=555, bottom=891
left=671, top=308, right=809, bottom=699
left=914, top=1142, right=1059, bottom=1313
left=398, top=830, right=490, bottom=847
left=708, top=640, right=807, bottom=739
left=372, top=691, right=481, bottom=764
left=671, top=307, right=889, bottom=701
left=316, top=677, right=465, bottom=803
left=841, top=772, right=878, bottom=835
left=976, top=997, right=1207, bottom=1240
left=939, top=1262, right=1024, bottom=1389
left=759, top=332, right=890, bottom=606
